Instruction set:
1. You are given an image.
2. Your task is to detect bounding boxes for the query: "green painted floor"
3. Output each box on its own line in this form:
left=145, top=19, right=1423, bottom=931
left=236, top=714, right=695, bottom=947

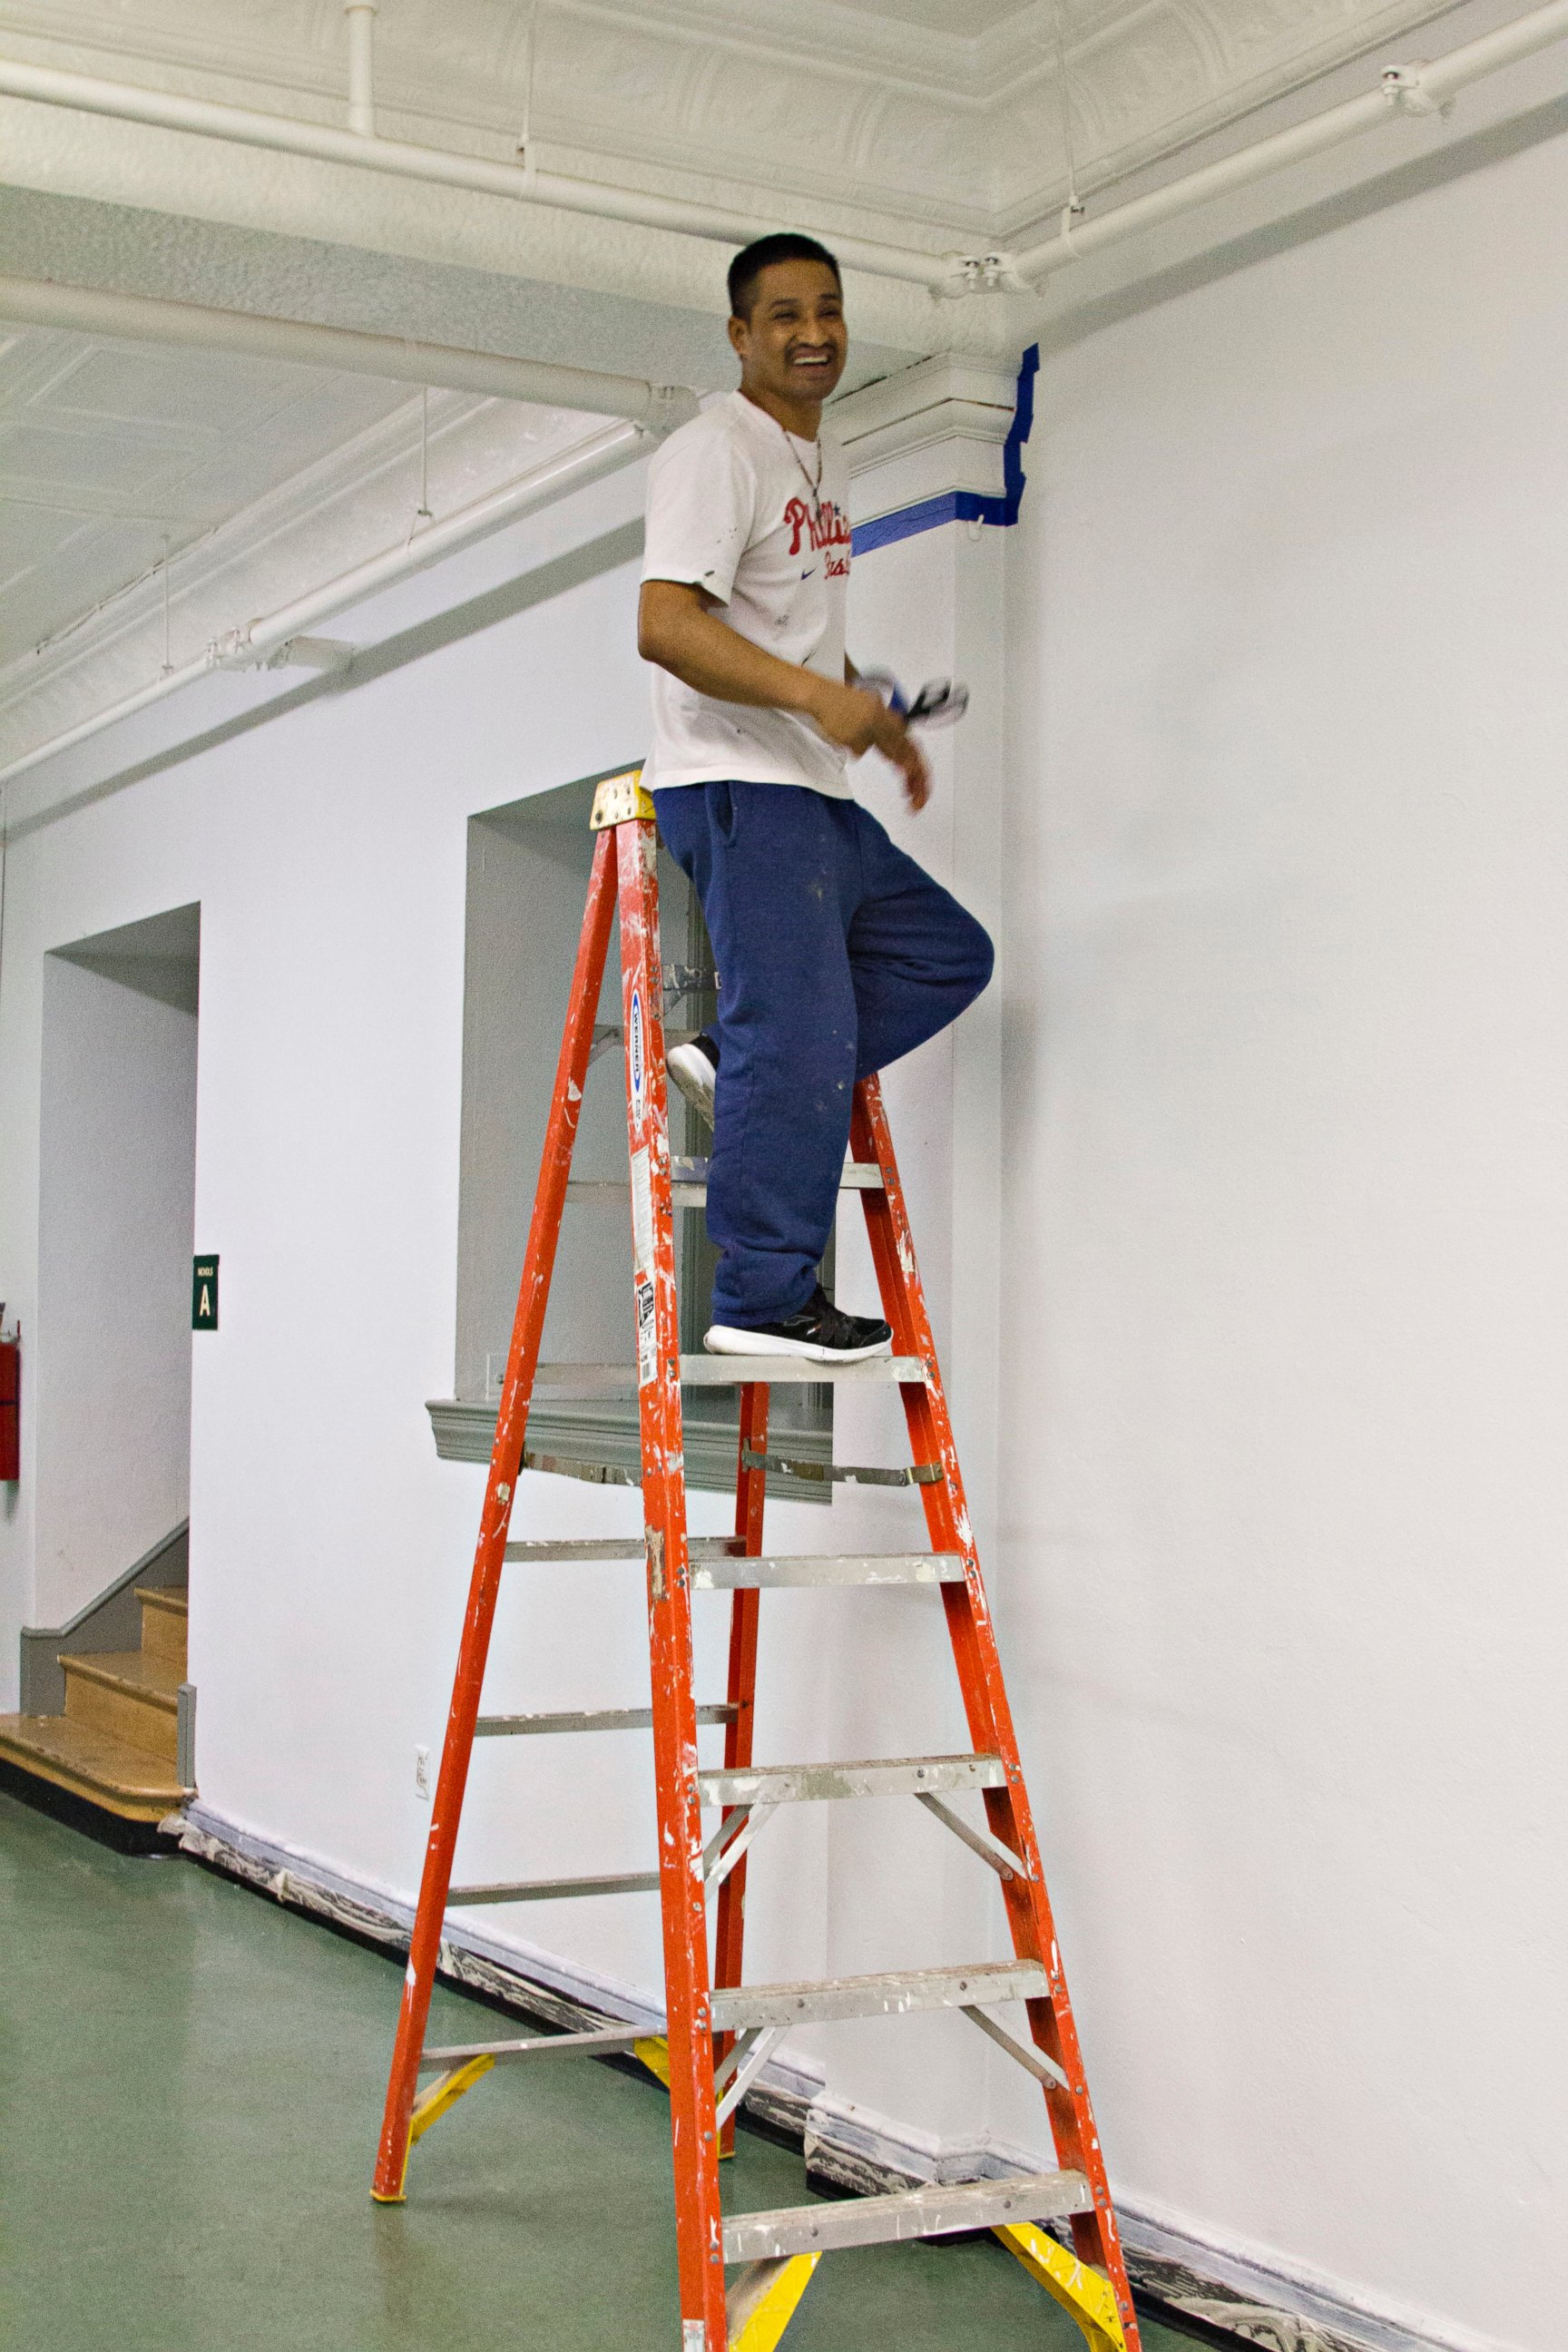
left=0, top=1789, right=1194, bottom=2352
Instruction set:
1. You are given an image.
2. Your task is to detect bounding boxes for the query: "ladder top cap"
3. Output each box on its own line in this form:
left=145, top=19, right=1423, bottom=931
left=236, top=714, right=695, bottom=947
left=590, top=769, right=655, bottom=829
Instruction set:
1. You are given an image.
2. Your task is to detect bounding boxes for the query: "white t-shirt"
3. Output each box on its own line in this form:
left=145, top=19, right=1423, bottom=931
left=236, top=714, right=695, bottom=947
left=641, top=389, right=852, bottom=797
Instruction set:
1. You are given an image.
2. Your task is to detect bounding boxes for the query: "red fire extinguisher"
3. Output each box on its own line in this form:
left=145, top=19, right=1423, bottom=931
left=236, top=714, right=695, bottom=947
left=0, top=1317, right=19, bottom=1483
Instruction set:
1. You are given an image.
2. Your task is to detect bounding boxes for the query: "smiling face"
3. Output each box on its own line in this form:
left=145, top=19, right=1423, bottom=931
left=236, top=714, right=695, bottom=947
left=729, top=259, right=848, bottom=428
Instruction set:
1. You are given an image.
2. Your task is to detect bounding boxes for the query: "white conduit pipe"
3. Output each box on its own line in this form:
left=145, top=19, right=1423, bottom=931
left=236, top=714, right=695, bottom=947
left=0, top=54, right=958, bottom=294
left=4, top=8, right=1568, bottom=298
left=1013, top=0, right=1568, bottom=283
left=0, top=416, right=645, bottom=789
left=0, top=275, right=698, bottom=432
left=346, top=3, right=377, bottom=140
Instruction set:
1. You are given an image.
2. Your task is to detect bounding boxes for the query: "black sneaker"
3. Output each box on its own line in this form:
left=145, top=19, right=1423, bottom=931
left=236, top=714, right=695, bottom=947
left=705, top=1283, right=893, bottom=1363
left=667, top=1031, right=719, bottom=1124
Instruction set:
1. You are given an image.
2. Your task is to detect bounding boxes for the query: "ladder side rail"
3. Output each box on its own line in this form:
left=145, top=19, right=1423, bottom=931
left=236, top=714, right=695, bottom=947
left=712, top=1382, right=769, bottom=2156
left=850, top=1077, right=1142, bottom=2348
left=615, top=818, right=730, bottom=2348
left=848, top=1080, right=1017, bottom=1762
left=372, top=829, right=619, bottom=2203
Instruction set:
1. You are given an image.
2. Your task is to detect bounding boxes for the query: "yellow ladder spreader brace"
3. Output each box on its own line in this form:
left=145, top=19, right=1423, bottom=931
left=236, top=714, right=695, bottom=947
left=372, top=770, right=1142, bottom=2352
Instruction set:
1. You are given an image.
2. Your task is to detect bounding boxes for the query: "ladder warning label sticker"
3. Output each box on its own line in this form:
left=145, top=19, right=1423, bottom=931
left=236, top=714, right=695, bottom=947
left=635, top=1275, right=658, bottom=1387
left=631, top=1145, right=654, bottom=1277
left=629, top=985, right=645, bottom=1125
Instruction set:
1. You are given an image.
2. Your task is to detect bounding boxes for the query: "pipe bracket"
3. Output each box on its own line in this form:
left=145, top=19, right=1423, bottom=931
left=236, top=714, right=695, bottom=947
left=211, top=627, right=254, bottom=671
left=644, top=384, right=702, bottom=436
left=933, top=254, right=985, bottom=300
left=934, top=251, right=1026, bottom=299
left=1382, top=64, right=1451, bottom=118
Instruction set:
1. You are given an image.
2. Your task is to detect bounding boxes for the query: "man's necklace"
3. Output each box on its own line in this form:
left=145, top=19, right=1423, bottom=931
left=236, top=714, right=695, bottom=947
left=778, top=416, right=824, bottom=531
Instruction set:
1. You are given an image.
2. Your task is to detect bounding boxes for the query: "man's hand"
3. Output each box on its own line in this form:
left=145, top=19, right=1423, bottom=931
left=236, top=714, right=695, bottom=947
left=810, top=679, right=931, bottom=810
left=638, top=580, right=931, bottom=810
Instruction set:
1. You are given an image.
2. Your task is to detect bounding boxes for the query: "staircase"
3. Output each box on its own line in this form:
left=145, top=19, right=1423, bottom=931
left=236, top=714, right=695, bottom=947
left=0, top=1584, right=191, bottom=1822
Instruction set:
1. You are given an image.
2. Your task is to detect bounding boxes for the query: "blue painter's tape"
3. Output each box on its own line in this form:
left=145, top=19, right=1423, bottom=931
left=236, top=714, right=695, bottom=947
left=850, top=342, right=1039, bottom=556
left=852, top=493, right=961, bottom=554
left=999, top=340, right=1039, bottom=525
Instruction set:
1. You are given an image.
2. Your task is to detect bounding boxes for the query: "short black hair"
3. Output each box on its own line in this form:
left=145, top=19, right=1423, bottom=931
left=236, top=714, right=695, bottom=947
left=728, top=233, right=842, bottom=321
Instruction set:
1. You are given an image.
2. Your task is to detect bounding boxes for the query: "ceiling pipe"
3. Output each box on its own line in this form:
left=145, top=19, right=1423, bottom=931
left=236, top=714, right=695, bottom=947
left=0, top=5, right=1562, bottom=303
left=1010, top=0, right=1568, bottom=285
left=0, top=416, right=646, bottom=789
left=345, top=2, right=377, bottom=140
left=1, top=8, right=1564, bottom=306
left=0, top=274, right=700, bottom=432
left=0, top=53, right=971, bottom=296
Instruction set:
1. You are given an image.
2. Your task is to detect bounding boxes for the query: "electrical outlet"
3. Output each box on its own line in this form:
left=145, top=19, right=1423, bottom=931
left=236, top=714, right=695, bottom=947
left=414, top=1745, right=432, bottom=1801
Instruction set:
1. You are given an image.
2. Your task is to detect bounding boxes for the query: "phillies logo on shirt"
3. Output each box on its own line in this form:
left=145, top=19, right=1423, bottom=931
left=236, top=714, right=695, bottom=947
left=783, top=496, right=852, bottom=561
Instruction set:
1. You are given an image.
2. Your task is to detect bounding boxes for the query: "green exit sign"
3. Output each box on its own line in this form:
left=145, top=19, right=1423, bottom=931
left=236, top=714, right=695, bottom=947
left=192, top=1257, right=219, bottom=1330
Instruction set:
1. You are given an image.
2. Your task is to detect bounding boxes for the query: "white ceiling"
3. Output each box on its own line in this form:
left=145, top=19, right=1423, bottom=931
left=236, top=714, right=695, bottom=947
left=0, top=0, right=1465, bottom=234
left=0, top=0, right=1485, bottom=737
left=0, top=324, right=408, bottom=662
left=0, top=341, right=627, bottom=766
left=838, top=0, right=1027, bottom=23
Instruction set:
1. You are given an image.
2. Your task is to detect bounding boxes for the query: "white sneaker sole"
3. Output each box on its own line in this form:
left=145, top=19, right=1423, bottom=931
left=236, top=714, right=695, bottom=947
left=666, top=1041, right=717, bottom=1125
left=704, top=1323, right=893, bottom=1364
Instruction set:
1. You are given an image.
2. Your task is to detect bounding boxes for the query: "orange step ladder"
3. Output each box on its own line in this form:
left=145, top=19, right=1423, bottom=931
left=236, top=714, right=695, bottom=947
left=372, top=768, right=1142, bottom=2352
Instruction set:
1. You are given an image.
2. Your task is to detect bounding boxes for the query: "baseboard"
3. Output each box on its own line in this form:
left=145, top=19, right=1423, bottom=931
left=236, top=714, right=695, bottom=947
left=1109, top=2210, right=1514, bottom=2352
left=174, top=1802, right=1479, bottom=2352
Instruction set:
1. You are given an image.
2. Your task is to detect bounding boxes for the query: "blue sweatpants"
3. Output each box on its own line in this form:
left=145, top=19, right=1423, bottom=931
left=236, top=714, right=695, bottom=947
left=654, top=780, right=994, bottom=1328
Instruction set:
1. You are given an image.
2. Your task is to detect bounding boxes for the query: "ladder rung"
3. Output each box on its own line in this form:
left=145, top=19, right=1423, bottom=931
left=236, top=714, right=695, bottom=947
left=419, top=2026, right=646, bottom=2067
left=672, top=1155, right=883, bottom=1191
left=691, top=1552, right=965, bottom=1590
left=530, top=1365, right=648, bottom=1396
left=698, top=1753, right=1004, bottom=1805
left=532, top=1357, right=925, bottom=1391
left=721, top=2169, right=1092, bottom=2265
left=503, top=1536, right=744, bottom=1563
left=497, top=1539, right=963, bottom=1589
left=522, top=1448, right=639, bottom=1489
left=710, top=1958, right=1048, bottom=2032
left=448, top=1871, right=659, bottom=1905
left=476, top=1704, right=737, bottom=1737
left=740, top=1451, right=941, bottom=1488
left=566, top=1161, right=884, bottom=1208
left=688, top=1354, right=922, bottom=1385
left=593, top=1024, right=703, bottom=1044
left=667, top=1161, right=878, bottom=1194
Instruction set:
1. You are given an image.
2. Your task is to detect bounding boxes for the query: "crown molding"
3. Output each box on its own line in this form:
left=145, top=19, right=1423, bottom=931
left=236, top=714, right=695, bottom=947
left=834, top=353, right=1019, bottom=514
left=0, top=0, right=1465, bottom=242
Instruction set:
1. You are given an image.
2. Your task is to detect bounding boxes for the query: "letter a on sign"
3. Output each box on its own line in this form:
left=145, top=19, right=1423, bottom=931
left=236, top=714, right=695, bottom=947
left=192, top=1257, right=219, bottom=1330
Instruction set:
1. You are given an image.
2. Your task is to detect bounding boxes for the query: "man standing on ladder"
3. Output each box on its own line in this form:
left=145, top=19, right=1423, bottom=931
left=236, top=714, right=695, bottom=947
left=640, top=232, right=994, bottom=1365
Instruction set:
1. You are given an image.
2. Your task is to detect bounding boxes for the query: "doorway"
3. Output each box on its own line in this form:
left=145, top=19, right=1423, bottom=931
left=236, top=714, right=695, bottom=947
left=34, top=905, right=200, bottom=1637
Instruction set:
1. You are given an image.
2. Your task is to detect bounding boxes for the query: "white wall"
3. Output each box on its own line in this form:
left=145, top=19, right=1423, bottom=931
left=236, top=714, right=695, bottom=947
left=4, top=97, right=1565, bottom=2350
left=0, top=454, right=960, bottom=2046
left=1000, top=103, right=1568, bottom=2352
left=0, top=400, right=1012, bottom=2132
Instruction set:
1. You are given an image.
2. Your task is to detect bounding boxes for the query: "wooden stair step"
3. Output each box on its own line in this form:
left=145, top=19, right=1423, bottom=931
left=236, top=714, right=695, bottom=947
left=135, top=1585, right=188, bottom=1616
left=0, top=1711, right=190, bottom=1822
left=62, top=1651, right=180, bottom=1762
left=136, top=1585, right=189, bottom=1674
